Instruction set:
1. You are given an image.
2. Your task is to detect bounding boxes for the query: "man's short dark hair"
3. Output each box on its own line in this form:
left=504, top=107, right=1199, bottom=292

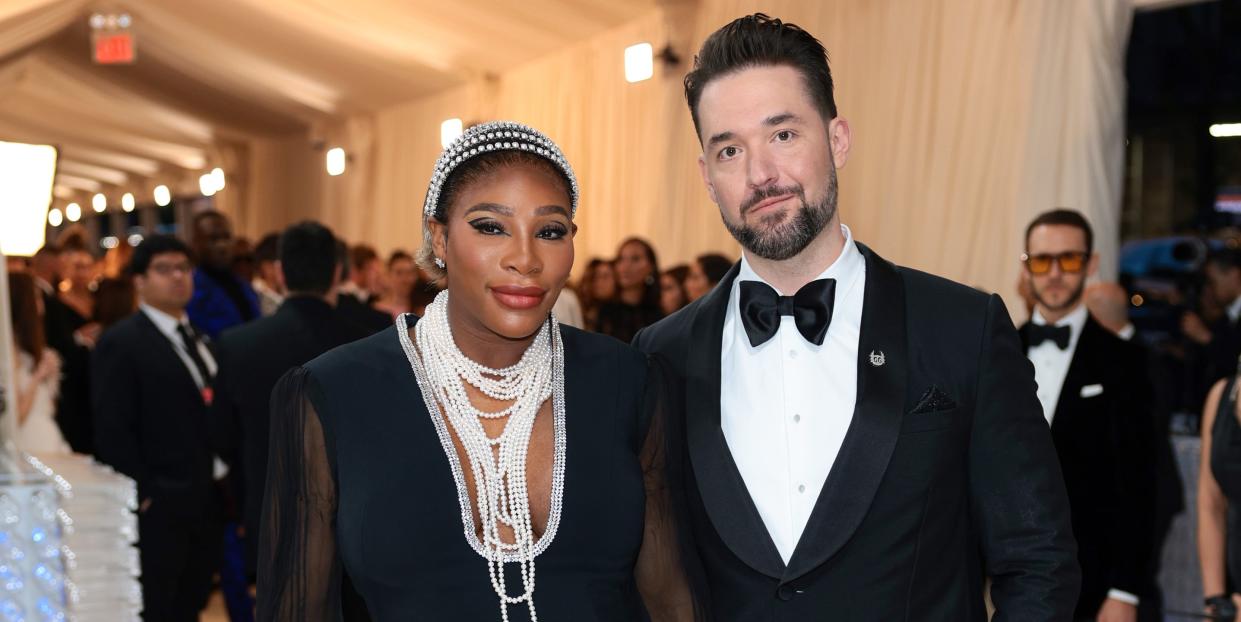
left=130, top=235, right=192, bottom=276
left=254, top=233, right=280, bottom=264
left=279, top=221, right=337, bottom=295
left=684, top=13, right=837, bottom=141
left=1025, top=208, right=1094, bottom=255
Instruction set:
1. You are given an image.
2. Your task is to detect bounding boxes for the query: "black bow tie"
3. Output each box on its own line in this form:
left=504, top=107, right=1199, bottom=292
left=739, top=279, right=836, bottom=347
left=1029, top=323, right=1071, bottom=350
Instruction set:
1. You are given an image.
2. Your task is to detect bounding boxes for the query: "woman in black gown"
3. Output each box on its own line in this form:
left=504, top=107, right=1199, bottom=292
left=1199, top=375, right=1241, bottom=619
left=259, top=122, right=694, bottom=621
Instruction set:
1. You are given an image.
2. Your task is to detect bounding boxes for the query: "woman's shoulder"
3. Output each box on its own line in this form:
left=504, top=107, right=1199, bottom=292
left=304, top=323, right=406, bottom=387
left=560, top=324, right=646, bottom=377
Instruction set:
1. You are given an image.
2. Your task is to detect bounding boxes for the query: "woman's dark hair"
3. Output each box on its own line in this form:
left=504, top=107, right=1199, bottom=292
left=417, top=149, right=574, bottom=281
left=94, top=277, right=137, bottom=330
left=618, top=237, right=662, bottom=312
left=696, top=253, right=734, bottom=288
left=684, top=13, right=837, bottom=141
left=664, top=264, right=690, bottom=311
left=7, top=271, right=45, bottom=359
left=577, top=258, right=613, bottom=313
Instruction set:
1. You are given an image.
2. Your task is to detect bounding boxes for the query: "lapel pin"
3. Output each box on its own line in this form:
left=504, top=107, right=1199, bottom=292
left=869, top=350, right=886, bottom=367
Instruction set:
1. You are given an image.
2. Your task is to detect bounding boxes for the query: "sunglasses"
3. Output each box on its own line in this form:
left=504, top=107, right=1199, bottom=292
left=1021, top=251, right=1088, bottom=275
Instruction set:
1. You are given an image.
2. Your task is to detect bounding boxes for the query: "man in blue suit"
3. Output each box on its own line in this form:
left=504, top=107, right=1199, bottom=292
left=187, top=210, right=260, bottom=339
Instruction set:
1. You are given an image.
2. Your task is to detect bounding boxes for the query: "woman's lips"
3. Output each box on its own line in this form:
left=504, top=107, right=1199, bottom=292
left=491, top=285, right=548, bottom=310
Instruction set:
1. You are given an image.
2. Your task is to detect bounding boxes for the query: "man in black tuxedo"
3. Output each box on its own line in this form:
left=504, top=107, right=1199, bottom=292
left=211, top=221, right=371, bottom=577
left=92, top=235, right=220, bottom=622
left=633, top=14, right=1079, bottom=620
left=1018, top=210, right=1156, bottom=622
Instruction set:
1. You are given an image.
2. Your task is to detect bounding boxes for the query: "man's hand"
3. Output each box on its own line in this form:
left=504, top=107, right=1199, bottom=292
left=1097, top=597, right=1137, bottom=622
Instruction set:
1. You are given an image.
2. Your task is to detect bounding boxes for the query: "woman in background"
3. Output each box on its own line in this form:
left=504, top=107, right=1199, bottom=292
left=1197, top=374, right=1241, bottom=619
left=683, top=252, right=733, bottom=302
left=660, top=265, right=689, bottom=316
left=7, top=272, right=71, bottom=454
left=594, top=238, right=663, bottom=343
left=577, top=258, right=616, bottom=330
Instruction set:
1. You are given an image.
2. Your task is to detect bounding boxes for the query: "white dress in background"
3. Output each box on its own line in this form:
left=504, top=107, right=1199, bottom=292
left=14, top=350, right=71, bottom=455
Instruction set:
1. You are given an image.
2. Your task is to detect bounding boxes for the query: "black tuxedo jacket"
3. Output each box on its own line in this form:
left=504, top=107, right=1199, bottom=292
left=210, top=296, right=371, bottom=574
left=634, top=243, right=1080, bottom=621
left=92, top=310, right=215, bottom=519
left=1019, top=316, right=1156, bottom=618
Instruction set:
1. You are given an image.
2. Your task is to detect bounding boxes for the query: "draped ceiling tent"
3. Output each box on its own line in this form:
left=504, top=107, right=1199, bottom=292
left=0, top=0, right=659, bottom=230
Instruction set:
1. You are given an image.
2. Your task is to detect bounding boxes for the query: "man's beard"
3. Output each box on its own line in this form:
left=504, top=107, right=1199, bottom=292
left=722, top=166, right=837, bottom=262
left=1032, top=277, right=1086, bottom=313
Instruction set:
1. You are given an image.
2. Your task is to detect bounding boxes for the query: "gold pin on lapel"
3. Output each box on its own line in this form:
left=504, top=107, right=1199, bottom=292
left=869, top=350, right=886, bottom=367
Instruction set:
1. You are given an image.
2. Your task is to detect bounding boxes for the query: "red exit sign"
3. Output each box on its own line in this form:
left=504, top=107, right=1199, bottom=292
left=93, top=32, right=135, bottom=64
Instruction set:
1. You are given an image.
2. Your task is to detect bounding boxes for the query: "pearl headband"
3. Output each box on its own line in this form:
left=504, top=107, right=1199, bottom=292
left=423, top=121, right=579, bottom=241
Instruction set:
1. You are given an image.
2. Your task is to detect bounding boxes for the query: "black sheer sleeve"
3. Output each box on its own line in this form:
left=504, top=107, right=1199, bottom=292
left=258, top=367, right=342, bottom=621
left=634, top=354, right=705, bottom=622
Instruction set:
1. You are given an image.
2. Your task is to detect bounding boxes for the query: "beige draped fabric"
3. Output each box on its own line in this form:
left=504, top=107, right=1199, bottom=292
left=0, top=0, right=1136, bottom=316
left=345, top=0, right=1132, bottom=314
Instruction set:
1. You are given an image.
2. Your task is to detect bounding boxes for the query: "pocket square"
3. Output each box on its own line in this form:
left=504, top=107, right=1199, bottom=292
left=912, top=385, right=957, bottom=414
left=1080, top=384, right=1104, bottom=398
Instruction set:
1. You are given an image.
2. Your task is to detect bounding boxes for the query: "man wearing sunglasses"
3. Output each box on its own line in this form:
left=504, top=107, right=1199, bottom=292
left=1018, top=209, right=1157, bottom=622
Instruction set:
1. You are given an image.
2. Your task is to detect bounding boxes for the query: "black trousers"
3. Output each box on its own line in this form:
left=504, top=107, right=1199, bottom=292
left=139, top=503, right=219, bottom=622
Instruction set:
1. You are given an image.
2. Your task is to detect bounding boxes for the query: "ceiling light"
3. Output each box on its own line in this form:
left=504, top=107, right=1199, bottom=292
left=92, top=193, right=107, bottom=212
left=66, top=203, right=81, bottom=222
left=48, top=209, right=63, bottom=227
left=154, top=185, right=171, bottom=206
left=326, top=147, right=346, bottom=176
left=625, top=43, right=654, bottom=83
left=121, top=192, right=135, bottom=212
left=441, top=118, right=464, bottom=149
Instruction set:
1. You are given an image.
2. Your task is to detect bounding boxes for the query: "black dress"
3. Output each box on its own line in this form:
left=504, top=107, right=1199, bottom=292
left=258, top=316, right=686, bottom=621
left=593, top=301, right=663, bottom=345
left=1211, top=378, right=1241, bottom=584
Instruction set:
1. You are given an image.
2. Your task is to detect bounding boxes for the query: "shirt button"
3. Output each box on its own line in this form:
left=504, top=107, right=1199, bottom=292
left=789, top=350, right=798, bottom=359
left=797, top=484, right=806, bottom=493
left=793, top=414, right=801, bottom=423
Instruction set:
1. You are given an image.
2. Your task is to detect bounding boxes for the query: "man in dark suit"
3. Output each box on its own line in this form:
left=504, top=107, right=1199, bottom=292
left=634, top=14, right=1079, bottom=620
left=1019, top=210, right=1156, bottom=622
left=211, top=222, right=371, bottom=576
left=31, top=244, right=94, bottom=454
left=1182, top=248, right=1241, bottom=393
left=92, top=235, right=219, bottom=622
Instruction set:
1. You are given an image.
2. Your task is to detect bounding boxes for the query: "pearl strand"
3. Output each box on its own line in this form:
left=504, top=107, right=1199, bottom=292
left=404, top=290, right=565, bottom=621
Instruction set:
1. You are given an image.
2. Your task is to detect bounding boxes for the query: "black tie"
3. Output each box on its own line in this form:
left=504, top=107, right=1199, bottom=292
left=1029, top=323, right=1071, bottom=350
left=739, top=279, right=836, bottom=348
left=176, top=324, right=214, bottom=388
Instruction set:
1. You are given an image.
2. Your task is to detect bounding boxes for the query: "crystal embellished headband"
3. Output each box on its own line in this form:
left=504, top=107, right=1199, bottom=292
left=422, top=121, right=579, bottom=232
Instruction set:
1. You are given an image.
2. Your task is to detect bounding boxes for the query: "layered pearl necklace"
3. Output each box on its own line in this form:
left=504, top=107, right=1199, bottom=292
left=397, top=290, right=566, bottom=622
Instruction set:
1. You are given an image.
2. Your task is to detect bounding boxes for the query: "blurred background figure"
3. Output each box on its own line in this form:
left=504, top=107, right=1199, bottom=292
left=684, top=252, right=734, bottom=302
left=374, top=250, right=416, bottom=319
left=595, top=237, right=663, bottom=342
left=250, top=233, right=285, bottom=317
left=7, top=271, right=71, bottom=454
left=340, top=244, right=383, bottom=305
left=577, top=258, right=616, bottom=330
left=211, top=221, right=373, bottom=619
left=333, top=241, right=391, bottom=334
left=188, top=210, right=259, bottom=339
left=1087, top=282, right=1137, bottom=340
left=93, top=277, right=137, bottom=333
left=660, top=264, right=689, bottom=315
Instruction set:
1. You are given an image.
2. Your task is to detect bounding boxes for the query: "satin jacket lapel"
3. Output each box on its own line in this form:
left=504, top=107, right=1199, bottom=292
left=784, top=242, right=908, bottom=580
left=686, top=262, right=786, bottom=579
left=1050, top=316, right=1099, bottom=433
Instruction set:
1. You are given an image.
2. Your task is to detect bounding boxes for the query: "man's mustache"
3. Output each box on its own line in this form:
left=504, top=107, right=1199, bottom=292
left=741, top=184, right=805, bottom=215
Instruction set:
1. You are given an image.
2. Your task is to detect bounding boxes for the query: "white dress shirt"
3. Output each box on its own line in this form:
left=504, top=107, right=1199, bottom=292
left=720, top=225, right=866, bottom=564
left=1026, top=302, right=1139, bottom=606
left=1228, top=296, right=1241, bottom=324
left=140, top=303, right=218, bottom=391
left=1028, top=303, right=1089, bottom=427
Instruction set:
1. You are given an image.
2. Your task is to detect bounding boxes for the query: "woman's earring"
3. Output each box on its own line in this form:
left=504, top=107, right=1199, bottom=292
left=434, top=257, right=446, bottom=269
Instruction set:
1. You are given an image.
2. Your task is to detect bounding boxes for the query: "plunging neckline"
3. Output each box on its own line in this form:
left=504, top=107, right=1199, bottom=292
left=395, top=313, right=568, bottom=563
